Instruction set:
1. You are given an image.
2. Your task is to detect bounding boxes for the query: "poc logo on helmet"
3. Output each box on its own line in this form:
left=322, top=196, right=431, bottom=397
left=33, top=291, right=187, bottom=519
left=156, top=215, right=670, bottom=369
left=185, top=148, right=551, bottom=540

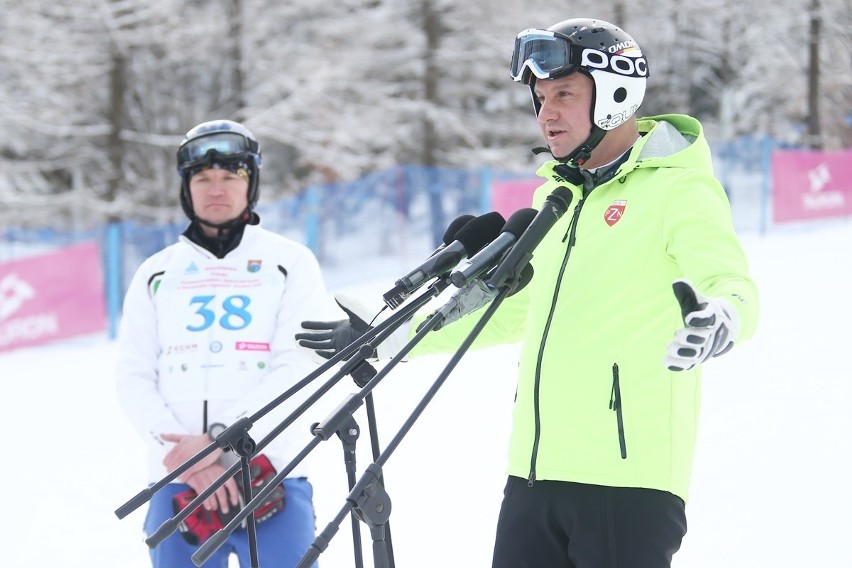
left=581, top=47, right=648, bottom=78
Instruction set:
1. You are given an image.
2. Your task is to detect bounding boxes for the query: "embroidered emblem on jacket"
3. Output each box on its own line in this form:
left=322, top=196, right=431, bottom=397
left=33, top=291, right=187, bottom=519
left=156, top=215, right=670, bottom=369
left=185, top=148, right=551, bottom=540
left=604, top=200, right=627, bottom=226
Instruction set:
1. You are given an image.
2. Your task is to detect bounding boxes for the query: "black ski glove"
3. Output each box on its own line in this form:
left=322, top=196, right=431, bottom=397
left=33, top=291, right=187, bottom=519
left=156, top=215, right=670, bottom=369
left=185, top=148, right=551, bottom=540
left=296, top=297, right=373, bottom=360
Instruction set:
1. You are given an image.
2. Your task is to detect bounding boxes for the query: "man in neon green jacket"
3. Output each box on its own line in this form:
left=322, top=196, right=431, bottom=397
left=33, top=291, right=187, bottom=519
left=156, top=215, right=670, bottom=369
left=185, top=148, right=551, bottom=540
left=297, top=17, right=758, bottom=568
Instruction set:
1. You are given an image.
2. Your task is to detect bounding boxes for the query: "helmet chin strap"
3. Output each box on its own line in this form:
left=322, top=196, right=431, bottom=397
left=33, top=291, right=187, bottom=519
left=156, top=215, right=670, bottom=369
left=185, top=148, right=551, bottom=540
left=557, top=126, right=606, bottom=167
left=533, top=126, right=607, bottom=187
left=532, top=126, right=606, bottom=167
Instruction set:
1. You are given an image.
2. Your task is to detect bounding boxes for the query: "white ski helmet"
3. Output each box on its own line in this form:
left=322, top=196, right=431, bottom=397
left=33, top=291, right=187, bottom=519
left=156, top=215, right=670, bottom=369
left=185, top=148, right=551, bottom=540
left=510, top=18, right=649, bottom=163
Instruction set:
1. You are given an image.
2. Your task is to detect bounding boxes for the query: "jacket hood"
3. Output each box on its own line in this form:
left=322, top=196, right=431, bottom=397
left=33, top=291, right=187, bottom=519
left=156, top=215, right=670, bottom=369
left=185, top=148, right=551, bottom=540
left=537, top=114, right=715, bottom=183
left=634, top=114, right=713, bottom=173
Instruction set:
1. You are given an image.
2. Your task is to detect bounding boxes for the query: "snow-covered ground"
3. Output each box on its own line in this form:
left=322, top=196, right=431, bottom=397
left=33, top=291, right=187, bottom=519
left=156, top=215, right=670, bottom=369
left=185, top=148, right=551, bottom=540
left=2, top=220, right=851, bottom=567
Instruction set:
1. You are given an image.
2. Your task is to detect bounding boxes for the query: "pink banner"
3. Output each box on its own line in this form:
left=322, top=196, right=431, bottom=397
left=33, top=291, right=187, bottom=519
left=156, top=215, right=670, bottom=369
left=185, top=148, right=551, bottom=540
left=0, top=241, right=106, bottom=352
left=491, top=179, right=541, bottom=219
left=772, top=149, right=852, bottom=223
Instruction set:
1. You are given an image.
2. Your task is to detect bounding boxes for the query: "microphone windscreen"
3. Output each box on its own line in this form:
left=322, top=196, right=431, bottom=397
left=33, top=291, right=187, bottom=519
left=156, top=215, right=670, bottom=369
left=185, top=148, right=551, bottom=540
left=548, top=186, right=573, bottom=213
left=442, top=214, right=476, bottom=245
left=503, top=208, right=538, bottom=237
left=454, top=211, right=505, bottom=255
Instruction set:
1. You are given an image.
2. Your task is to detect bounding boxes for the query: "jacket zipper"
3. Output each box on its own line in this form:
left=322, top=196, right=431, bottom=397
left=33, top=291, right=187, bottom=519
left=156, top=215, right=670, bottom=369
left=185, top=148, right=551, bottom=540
left=528, top=196, right=585, bottom=486
left=609, top=363, right=627, bottom=459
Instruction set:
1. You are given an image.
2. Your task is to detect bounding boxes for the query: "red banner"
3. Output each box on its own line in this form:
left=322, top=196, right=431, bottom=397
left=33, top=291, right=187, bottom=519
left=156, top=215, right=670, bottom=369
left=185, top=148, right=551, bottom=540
left=772, top=149, right=852, bottom=223
left=491, top=179, right=541, bottom=219
left=0, top=241, right=106, bottom=352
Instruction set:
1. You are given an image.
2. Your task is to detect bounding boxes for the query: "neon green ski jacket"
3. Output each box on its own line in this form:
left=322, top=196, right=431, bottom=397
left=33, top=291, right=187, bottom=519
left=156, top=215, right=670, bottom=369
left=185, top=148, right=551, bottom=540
left=410, top=114, right=759, bottom=502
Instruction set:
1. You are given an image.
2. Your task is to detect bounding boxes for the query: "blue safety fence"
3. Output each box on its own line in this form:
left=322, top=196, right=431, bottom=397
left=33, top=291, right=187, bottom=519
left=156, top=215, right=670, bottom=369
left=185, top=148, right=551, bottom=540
left=2, top=165, right=525, bottom=338
left=0, top=145, right=781, bottom=339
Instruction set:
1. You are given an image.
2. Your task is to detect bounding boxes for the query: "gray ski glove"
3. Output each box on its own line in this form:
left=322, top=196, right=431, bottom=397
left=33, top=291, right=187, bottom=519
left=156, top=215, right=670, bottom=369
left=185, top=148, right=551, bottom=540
left=664, top=280, right=740, bottom=372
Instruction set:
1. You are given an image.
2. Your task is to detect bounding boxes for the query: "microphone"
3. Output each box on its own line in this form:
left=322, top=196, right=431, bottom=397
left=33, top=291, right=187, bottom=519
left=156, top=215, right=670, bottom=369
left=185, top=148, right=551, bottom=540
left=486, top=187, right=573, bottom=291
left=424, top=263, right=535, bottom=331
left=427, top=214, right=475, bottom=257
left=382, top=211, right=505, bottom=309
left=449, top=208, right=538, bottom=288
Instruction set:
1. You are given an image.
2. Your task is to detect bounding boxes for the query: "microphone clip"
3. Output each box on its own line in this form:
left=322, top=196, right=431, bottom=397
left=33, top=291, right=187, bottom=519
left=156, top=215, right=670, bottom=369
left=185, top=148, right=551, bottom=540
left=383, top=274, right=453, bottom=310
left=382, top=282, right=408, bottom=309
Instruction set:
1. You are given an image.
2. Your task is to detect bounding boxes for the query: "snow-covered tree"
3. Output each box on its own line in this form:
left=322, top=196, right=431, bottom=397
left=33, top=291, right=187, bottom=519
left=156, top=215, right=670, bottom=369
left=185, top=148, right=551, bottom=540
left=0, top=0, right=849, bottom=230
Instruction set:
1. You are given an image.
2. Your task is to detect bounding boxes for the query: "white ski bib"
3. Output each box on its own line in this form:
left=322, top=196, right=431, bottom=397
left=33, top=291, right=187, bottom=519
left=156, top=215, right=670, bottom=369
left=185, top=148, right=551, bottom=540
left=153, top=250, right=285, bottom=403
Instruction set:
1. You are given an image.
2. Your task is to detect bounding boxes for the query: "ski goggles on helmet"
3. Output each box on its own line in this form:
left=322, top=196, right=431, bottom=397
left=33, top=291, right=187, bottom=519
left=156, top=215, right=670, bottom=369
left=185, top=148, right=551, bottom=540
left=177, top=131, right=260, bottom=172
left=510, top=29, right=583, bottom=83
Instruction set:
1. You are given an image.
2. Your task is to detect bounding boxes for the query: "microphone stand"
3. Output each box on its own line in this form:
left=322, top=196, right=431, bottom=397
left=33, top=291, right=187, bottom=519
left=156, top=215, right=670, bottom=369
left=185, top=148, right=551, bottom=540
left=336, top=357, right=397, bottom=568
left=295, top=270, right=526, bottom=568
left=116, top=277, right=449, bottom=566
left=191, top=293, right=449, bottom=566
left=336, top=413, right=365, bottom=568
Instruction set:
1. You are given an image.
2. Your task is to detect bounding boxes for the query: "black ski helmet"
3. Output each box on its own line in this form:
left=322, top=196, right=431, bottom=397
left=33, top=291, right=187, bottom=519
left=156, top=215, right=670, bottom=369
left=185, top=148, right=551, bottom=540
left=176, top=119, right=262, bottom=221
left=510, top=18, right=648, bottom=164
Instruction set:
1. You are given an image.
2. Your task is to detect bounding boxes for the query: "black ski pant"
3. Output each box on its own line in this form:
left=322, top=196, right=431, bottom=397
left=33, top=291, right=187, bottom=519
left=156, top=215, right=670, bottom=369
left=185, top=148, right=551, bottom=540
left=491, top=476, right=687, bottom=568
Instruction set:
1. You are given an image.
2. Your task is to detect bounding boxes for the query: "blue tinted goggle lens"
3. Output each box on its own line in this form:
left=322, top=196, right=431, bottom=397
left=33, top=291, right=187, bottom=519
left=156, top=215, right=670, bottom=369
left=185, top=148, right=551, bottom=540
left=177, top=132, right=250, bottom=166
left=510, top=30, right=573, bottom=81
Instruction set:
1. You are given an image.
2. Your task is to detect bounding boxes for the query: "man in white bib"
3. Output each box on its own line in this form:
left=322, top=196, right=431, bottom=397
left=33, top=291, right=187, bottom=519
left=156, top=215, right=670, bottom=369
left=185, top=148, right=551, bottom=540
left=116, top=119, right=330, bottom=568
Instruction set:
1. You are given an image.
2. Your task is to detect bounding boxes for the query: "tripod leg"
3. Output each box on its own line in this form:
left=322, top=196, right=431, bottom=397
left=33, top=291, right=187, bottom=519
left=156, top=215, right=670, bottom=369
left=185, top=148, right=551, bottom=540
left=337, top=416, right=365, bottom=568
left=364, top=394, right=395, bottom=568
